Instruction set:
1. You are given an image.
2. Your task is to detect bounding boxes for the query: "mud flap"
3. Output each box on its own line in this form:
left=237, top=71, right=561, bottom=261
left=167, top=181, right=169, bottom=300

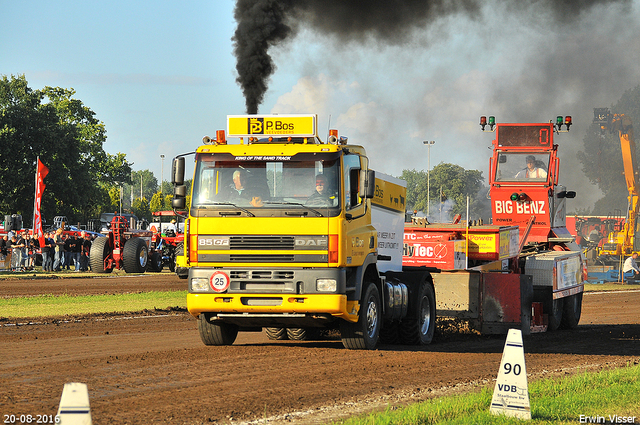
left=481, top=273, right=533, bottom=336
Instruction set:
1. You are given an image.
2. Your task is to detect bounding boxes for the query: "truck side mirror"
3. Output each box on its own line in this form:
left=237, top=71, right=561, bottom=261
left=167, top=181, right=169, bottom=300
left=172, top=157, right=185, bottom=185
left=173, top=184, right=186, bottom=209
left=172, top=197, right=186, bottom=209
left=359, top=170, right=375, bottom=199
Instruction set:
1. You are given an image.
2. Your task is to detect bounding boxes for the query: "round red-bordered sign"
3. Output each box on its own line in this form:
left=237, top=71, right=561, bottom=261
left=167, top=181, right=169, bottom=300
left=210, top=271, right=230, bottom=292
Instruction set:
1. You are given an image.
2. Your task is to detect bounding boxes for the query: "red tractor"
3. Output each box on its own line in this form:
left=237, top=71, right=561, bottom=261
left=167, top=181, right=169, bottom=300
left=149, top=211, right=185, bottom=273
left=90, top=214, right=159, bottom=273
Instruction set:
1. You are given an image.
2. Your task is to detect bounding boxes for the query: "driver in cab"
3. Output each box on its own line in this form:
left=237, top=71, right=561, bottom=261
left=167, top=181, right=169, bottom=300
left=515, top=155, right=547, bottom=179
left=229, top=169, right=263, bottom=207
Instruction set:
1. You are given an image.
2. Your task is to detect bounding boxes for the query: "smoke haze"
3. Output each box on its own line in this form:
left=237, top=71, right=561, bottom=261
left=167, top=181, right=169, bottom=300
left=233, top=0, right=639, bottom=211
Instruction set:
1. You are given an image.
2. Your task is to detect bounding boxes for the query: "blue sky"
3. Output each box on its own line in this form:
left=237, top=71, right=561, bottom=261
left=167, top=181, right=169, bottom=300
left=3, top=0, right=640, bottom=211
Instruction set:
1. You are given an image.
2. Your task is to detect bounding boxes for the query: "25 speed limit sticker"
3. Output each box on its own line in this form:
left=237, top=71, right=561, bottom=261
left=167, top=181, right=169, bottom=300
left=210, top=271, right=230, bottom=292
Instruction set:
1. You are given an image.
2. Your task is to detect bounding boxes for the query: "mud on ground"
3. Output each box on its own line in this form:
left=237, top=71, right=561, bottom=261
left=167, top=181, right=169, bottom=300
left=1, top=275, right=639, bottom=424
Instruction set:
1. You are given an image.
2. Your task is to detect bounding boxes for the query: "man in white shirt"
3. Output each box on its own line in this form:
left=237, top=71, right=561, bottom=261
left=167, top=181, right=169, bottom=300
left=623, top=252, right=640, bottom=279
left=516, top=155, right=548, bottom=179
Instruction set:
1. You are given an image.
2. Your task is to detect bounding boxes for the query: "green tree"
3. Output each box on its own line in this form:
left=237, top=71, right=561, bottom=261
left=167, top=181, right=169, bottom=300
left=107, top=186, right=122, bottom=214
left=577, top=85, right=640, bottom=215
left=401, top=163, right=488, bottom=222
left=129, top=169, right=158, bottom=202
left=150, top=192, right=165, bottom=212
left=131, top=197, right=151, bottom=221
left=0, top=75, right=132, bottom=224
left=163, top=194, right=173, bottom=210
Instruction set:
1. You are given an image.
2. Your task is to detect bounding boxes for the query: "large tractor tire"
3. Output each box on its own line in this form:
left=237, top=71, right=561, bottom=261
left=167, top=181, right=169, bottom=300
left=265, top=327, right=288, bottom=340
left=123, top=237, right=148, bottom=274
left=148, top=251, right=163, bottom=273
left=340, top=283, right=381, bottom=350
left=286, top=327, right=320, bottom=341
left=399, top=282, right=436, bottom=345
left=560, top=292, right=583, bottom=329
left=89, top=237, right=113, bottom=273
left=198, top=314, right=238, bottom=346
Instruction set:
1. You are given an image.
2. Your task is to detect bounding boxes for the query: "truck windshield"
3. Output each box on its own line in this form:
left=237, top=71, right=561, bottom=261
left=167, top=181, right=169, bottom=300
left=191, top=153, right=341, bottom=217
left=494, top=152, right=551, bottom=182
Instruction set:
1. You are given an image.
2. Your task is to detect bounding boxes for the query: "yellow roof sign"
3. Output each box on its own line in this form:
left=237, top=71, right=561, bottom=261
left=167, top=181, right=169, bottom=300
left=227, top=114, right=317, bottom=138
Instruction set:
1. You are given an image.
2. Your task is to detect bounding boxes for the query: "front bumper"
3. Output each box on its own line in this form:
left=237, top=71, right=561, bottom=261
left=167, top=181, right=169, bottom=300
left=186, top=266, right=359, bottom=323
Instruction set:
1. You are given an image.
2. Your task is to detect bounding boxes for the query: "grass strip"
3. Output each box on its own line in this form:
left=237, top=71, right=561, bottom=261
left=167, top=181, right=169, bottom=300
left=335, top=363, right=640, bottom=424
left=584, top=283, right=640, bottom=291
left=0, top=291, right=187, bottom=318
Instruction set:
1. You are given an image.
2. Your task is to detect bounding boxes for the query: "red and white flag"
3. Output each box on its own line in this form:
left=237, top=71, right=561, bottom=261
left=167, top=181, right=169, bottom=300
left=35, top=158, right=49, bottom=247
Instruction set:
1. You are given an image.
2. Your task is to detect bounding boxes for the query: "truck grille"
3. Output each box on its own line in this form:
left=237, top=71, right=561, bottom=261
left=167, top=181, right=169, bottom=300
left=230, top=254, right=295, bottom=262
left=230, top=236, right=294, bottom=250
left=230, top=270, right=295, bottom=279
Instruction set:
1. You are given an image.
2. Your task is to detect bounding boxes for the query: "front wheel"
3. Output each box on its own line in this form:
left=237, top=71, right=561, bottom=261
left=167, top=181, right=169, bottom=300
left=198, top=314, right=238, bottom=346
left=148, top=251, right=163, bottom=272
left=123, top=237, right=148, bottom=273
left=340, top=283, right=381, bottom=350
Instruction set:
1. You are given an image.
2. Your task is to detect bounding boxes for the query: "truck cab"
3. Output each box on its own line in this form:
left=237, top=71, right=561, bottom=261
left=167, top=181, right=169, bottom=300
left=172, top=115, right=434, bottom=349
left=484, top=117, right=583, bottom=330
left=487, top=119, right=576, bottom=243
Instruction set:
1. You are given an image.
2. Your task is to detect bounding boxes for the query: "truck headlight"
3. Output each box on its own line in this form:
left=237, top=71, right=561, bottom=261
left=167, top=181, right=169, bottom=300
left=316, top=279, right=337, bottom=292
left=191, top=278, right=209, bottom=292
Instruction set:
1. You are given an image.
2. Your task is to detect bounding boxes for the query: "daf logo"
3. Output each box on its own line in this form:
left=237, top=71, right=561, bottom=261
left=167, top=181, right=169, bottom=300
left=295, top=239, right=327, bottom=247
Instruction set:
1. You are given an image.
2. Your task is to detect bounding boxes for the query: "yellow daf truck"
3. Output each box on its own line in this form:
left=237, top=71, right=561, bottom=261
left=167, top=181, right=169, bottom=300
left=171, top=114, right=436, bottom=349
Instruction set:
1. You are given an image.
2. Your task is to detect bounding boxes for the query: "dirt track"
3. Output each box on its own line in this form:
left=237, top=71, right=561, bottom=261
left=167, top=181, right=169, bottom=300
left=1, top=274, right=640, bottom=424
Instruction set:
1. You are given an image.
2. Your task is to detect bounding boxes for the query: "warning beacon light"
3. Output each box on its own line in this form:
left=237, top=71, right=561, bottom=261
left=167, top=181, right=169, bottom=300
left=480, top=116, right=496, bottom=132
left=328, top=129, right=339, bottom=144
left=216, top=130, right=227, bottom=145
left=554, top=116, right=572, bottom=133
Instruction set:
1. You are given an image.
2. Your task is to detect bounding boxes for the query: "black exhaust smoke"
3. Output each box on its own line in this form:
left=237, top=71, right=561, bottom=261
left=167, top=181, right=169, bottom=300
left=233, top=0, right=294, bottom=115
left=232, top=0, right=629, bottom=115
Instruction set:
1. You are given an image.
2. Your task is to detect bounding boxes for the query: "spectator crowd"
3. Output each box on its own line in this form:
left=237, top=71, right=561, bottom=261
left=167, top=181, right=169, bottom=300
left=0, top=230, right=95, bottom=272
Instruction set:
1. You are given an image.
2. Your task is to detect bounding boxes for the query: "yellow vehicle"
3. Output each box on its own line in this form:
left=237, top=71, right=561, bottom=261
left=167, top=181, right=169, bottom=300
left=593, top=108, right=638, bottom=263
left=171, top=114, right=436, bottom=349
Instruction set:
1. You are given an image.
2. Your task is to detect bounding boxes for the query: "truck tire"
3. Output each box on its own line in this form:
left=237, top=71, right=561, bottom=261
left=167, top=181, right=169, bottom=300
left=399, top=282, right=436, bottom=345
left=198, top=314, right=238, bottom=346
left=123, top=237, right=148, bottom=274
left=89, top=237, right=112, bottom=273
left=265, top=327, right=288, bottom=340
left=340, top=283, right=381, bottom=350
left=547, top=297, right=564, bottom=331
left=148, top=251, right=163, bottom=272
left=560, top=292, right=583, bottom=329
